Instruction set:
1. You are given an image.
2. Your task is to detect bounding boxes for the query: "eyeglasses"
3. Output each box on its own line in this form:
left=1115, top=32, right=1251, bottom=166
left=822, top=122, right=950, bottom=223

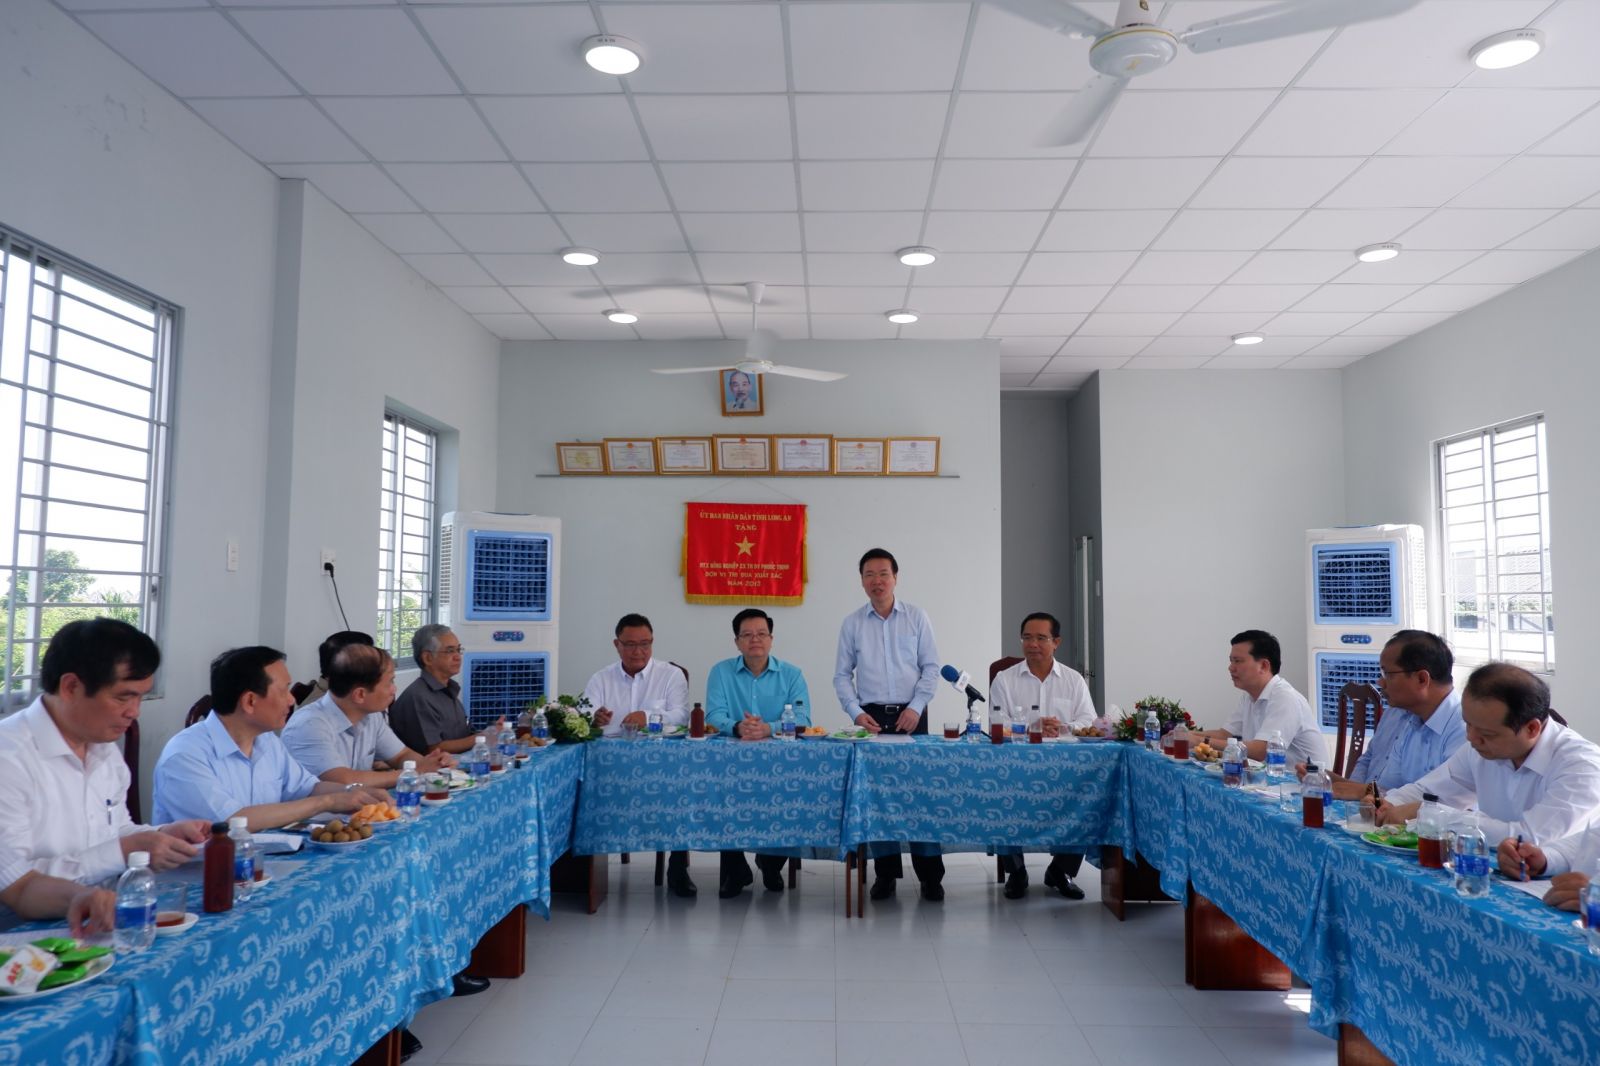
left=434, top=646, right=464, bottom=657
left=737, top=631, right=771, bottom=642
left=1377, top=667, right=1413, bottom=678
left=617, top=640, right=654, bottom=651
left=1020, top=634, right=1055, bottom=644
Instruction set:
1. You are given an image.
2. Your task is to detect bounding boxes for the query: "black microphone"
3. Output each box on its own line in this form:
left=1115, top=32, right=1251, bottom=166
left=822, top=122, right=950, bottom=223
left=940, top=664, right=986, bottom=704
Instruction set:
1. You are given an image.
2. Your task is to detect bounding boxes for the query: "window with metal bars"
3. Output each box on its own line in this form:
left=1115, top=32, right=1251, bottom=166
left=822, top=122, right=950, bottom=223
left=377, top=412, right=436, bottom=663
left=0, top=228, right=174, bottom=705
left=1436, top=416, right=1553, bottom=673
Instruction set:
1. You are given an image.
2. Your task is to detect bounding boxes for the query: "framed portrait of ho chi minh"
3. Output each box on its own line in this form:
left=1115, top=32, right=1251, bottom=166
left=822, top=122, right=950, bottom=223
left=721, top=368, right=765, bottom=417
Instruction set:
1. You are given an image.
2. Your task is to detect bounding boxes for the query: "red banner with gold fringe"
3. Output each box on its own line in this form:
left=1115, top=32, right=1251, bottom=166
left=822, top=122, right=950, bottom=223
left=682, top=502, right=806, bottom=606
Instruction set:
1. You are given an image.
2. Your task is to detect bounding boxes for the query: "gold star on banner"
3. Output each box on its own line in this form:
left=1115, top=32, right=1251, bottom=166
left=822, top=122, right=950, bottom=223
left=735, top=537, right=755, bottom=556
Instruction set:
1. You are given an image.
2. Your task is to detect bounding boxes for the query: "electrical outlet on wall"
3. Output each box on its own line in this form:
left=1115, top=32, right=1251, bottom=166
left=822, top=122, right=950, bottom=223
left=320, top=548, right=336, bottom=571
left=226, top=539, right=239, bottom=572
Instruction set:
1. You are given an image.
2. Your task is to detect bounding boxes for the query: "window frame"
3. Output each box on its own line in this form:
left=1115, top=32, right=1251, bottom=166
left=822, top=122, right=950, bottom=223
left=377, top=410, right=439, bottom=667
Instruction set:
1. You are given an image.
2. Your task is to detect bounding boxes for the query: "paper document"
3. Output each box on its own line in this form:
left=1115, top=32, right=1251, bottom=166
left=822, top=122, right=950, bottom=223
left=251, top=832, right=304, bottom=854
left=870, top=733, right=914, bottom=743
left=1499, top=876, right=1555, bottom=900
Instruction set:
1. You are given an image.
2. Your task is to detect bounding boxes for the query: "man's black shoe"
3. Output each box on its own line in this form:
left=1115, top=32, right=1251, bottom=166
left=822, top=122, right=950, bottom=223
left=399, top=1028, right=423, bottom=1062
left=452, top=973, right=491, bottom=997
left=869, top=877, right=895, bottom=900
left=1043, top=866, right=1085, bottom=900
left=920, top=881, right=945, bottom=902
left=668, top=869, right=699, bottom=898
left=761, top=865, right=786, bottom=893
left=719, top=865, right=753, bottom=899
left=1003, top=867, right=1029, bottom=900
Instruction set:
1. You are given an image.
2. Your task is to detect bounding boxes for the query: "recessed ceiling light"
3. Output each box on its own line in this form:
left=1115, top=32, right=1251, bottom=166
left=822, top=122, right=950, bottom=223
left=560, top=247, right=600, bottom=266
left=603, top=308, right=638, bottom=324
left=1355, top=242, right=1402, bottom=264
left=581, top=35, right=644, bottom=76
left=1231, top=332, right=1265, bottom=346
left=885, top=309, right=919, bottom=325
left=1469, top=28, right=1544, bottom=70
left=896, top=246, right=938, bottom=267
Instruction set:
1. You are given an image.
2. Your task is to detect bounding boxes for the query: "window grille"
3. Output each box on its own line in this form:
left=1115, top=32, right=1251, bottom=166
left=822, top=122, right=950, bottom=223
left=377, top=412, right=436, bottom=663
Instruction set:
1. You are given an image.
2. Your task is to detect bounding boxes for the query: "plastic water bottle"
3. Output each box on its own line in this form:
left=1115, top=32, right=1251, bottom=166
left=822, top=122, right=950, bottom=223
left=1265, top=730, right=1287, bottom=780
left=1301, top=763, right=1329, bottom=827
left=531, top=712, right=549, bottom=744
left=1582, top=872, right=1600, bottom=956
left=113, top=851, right=156, bottom=953
left=1143, top=708, right=1160, bottom=750
left=1221, top=738, right=1245, bottom=788
left=1451, top=813, right=1491, bottom=897
left=966, top=701, right=984, bottom=742
left=780, top=704, right=796, bottom=740
left=469, top=735, right=492, bottom=783
left=228, top=817, right=255, bottom=903
left=1010, top=705, right=1028, bottom=741
left=395, top=760, right=422, bottom=822
left=497, top=721, right=517, bottom=762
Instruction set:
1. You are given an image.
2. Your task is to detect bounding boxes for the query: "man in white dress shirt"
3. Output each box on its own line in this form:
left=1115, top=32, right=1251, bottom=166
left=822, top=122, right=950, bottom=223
left=991, top=612, right=1096, bottom=900
left=582, top=613, right=694, bottom=897
left=1499, top=823, right=1600, bottom=912
left=0, top=619, right=209, bottom=926
left=1380, top=662, right=1600, bottom=847
left=1195, top=630, right=1324, bottom=769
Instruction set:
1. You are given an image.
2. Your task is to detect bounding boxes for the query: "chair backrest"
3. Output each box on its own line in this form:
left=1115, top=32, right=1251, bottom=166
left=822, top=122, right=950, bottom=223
left=122, top=720, right=142, bottom=825
left=668, top=661, right=690, bottom=688
left=184, top=695, right=211, bottom=728
left=1334, top=682, right=1384, bottom=778
left=1549, top=707, right=1568, bottom=727
left=289, top=680, right=316, bottom=706
left=988, top=656, right=1022, bottom=685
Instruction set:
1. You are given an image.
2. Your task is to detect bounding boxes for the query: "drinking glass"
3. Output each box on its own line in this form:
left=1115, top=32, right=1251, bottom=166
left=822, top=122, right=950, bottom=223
left=1278, top=781, right=1299, bottom=814
left=647, top=710, right=664, bottom=738
left=1357, top=798, right=1377, bottom=829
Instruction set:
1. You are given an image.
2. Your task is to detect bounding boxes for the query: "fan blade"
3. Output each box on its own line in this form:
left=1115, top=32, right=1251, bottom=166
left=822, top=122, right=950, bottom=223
left=984, top=0, right=1110, bottom=38
left=1037, top=74, right=1127, bottom=146
left=744, top=328, right=779, bottom=364
left=1178, top=0, right=1419, bottom=54
left=650, top=365, right=727, bottom=375
left=764, top=364, right=847, bottom=382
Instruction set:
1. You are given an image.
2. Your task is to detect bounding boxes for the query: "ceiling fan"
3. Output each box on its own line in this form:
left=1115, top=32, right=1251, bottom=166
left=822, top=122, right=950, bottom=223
left=990, top=0, right=1421, bottom=145
left=650, top=282, right=847, bottom=382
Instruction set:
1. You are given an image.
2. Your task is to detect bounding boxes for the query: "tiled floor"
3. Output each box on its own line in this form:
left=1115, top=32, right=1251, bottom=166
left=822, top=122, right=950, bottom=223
left=407, top=852, right=1334, bottom=1066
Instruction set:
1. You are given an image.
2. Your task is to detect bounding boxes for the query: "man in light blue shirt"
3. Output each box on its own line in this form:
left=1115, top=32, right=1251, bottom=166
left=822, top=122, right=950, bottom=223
left=154, top=646, right=388, bottom=830
left=833, top=547, right=944, bottom=901
left=706, top=608, right=811, bottom=898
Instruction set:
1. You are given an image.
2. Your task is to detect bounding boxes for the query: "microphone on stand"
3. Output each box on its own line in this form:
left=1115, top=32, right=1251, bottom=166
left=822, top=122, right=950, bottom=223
left=940, top=664, right=986, bottom=704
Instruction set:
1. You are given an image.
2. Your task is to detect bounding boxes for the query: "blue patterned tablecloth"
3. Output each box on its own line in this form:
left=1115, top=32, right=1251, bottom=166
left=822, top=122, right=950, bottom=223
left=525, top=744, right=583, bottom=915
left=1124, top=748, right=1193, bottom=900
left=573, top=737, right=853, bottom=855
left=0, top=976, right=128, bottom=1066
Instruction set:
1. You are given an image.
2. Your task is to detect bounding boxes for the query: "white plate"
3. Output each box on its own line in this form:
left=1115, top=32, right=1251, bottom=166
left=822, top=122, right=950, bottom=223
left=685, top=734, right=709, bottom=742
left=307, top=834, right=373, bottom=850
left=155, top=912, right=198, bottom=937
left=1201, top=761, right=1223, bottom=774
left=0, top=952, right=115, bottom=1004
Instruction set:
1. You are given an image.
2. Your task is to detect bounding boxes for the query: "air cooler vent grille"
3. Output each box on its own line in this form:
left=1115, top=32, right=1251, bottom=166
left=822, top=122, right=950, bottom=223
left=1312, top=542, right=1400, bottom=626
left=461, top=653, right=549, bottom=731
left=466, top=530, right=551, bottom=621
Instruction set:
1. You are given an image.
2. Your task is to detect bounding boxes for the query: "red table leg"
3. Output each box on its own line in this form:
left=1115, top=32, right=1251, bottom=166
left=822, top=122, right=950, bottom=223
left=1338, top=1024, right=1396, bottom=1066
left=1185, top=887, right=1291, bottom=991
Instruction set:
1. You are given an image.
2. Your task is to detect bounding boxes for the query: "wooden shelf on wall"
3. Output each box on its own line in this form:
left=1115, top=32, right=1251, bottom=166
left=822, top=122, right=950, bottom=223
left=533, top=473, right=961, bottom=479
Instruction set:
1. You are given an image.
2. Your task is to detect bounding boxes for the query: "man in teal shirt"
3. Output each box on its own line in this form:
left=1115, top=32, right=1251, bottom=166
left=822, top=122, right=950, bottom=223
left=705, top=608, right=810, bottom=898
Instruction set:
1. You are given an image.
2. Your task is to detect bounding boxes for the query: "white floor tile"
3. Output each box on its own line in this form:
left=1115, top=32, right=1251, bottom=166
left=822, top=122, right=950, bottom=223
left=836, top=1020, right=971, bottom=1066
left=569, top=1017, right=714, bottom=1066
left=1167, top=987, right=1315, bottom=1029
left=704, top=1019, right=838, bottom=1066
left=935, top=943, right=1049, bottom=984
left=957, top=1021, right=1101, bottom=1066
left=1207, top=1023, right=1337, bottom=1065
left=835, top=980, right=956, bottom=1023
left=945, top=980, right=1069, bottom=1024
left=1080, top=1023, right=1232, bottom=1066
left=491, top=974, right=616, bottom=1021
left=732, top=941, right=836, bottom=980
left=600, top=974, right=727, bottom=1021
left=623, top=940, right=736, bottom=979
left=1037, top=946, right=1159, bottom=988
left=835, top=940, right=943, bottom=982
left=718, top=977, right=836, bottom=1020
left=441, top=1011, right=594, bottom=1066
left=1063, top=984, right=1186, bottom=1028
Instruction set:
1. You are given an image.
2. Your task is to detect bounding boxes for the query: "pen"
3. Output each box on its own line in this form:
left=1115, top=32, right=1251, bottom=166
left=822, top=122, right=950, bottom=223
left=1515, top=834, right=1528, bottom=882
left=105, top=798, right=113, bottom=826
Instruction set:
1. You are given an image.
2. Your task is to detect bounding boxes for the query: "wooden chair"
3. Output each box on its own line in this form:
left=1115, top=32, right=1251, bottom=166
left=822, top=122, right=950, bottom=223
left=123, top=719, right=142, bottom=824
left=289, top=680, right=316, bottom=706
left=988, top=657, right=1023, bottom=882
left=1333, top=682, right=1384, bottom=779
left=184, top=695, right=211, bottom=728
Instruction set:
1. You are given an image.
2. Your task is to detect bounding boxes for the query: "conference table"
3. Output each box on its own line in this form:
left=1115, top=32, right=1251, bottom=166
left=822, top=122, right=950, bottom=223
left=5, top=736, right=1597, bottom=1066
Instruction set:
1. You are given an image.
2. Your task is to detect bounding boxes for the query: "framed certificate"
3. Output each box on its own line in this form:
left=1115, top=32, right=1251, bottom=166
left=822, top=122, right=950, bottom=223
left=556, top=442, right=605, bottom=475
left=604, top=438, right=657, bottom=474
left=773, top=435, right=833, bottom=475
left=655, top=436, right=713, bottom=475
left=713, top=435, right=773, bottom=475
left=833, top=438, right=885, bottom=476
left=886, top=437, right=940, bottom=476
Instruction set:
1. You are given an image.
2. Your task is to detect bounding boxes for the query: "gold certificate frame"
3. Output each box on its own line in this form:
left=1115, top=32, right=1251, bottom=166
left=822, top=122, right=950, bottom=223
left=885, top=437, right=941, bottom=476
left=556, top=442, right=606, bottom=475
left=655, top=436, right=714, bottom=474
left=773, top=435, right=833, bottom=475
left=604, top=438, right=658, bottom=474
left=713, top=435, right=773, bottom=475
left=833, top=438, right=886, bottom=476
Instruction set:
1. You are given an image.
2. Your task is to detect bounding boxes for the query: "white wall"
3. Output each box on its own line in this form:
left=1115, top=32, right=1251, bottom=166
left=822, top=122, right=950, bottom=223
left=999, top=393, right=1073, bottom=655
left=1096, top=370, right=1347, bottom=730
left=497, top=341, right=1001, bottom=730
left=1066, top=376, right=1105, bottom=710
left=1342, top=249, right=1599, bottom=736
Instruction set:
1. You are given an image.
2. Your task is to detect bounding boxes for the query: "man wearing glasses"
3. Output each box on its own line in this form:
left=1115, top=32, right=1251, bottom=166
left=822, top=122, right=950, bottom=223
left=582, top=613, right=695, bottom=896
left=389, top=624, right=500, bottom=757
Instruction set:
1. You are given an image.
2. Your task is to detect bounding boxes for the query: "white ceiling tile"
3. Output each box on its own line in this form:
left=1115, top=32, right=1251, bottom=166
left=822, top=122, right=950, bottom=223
left=217, top=0, right=390, bottom=5
left=1125, top=355, right=1212, bottom=369
left=1000, top=356, right=1051, bottom=374
left=635, top=96, right=794, bottom=161
left=1387, top=285, right=1511, bottom=313
left=1193, top=285, right=1315, bottom=313
left=387, top=163, right=542, bottom=213
left=905, top=287, right=1011, bottom=314
left=802, top=212, right=924, bottom=253
left=481, top=255, right=593, bottom=287
left=1504, top=210, right=1600, bottom=251
left=801, top=161, right=934, bottom=212
left=632, top=315, right=725, bottom=341
left=1290, top=285, right=1417, bottom=313
left=1450, top=158, right=1600, bottom=209
left=589, top=253, right=700, bottom=287
left=1057, top=336, right=1153, bottom=357
left=1203, top=354, right=1293, bottom=369
left=320, top=97, right=503, bottom=163
left=1061, top=158, right=1219, bottom=209
left=1047, top=357, right=1128, bottom=372
left=1283, top=354, right=1366, bottom=369
left=1237, top=89, right=1444, bottom=156
left=932, top=160, right=1077, bottom=211
left=943, top=93, right=1083, bottom=159
left=1383, top=90, right=1600, bottom=157
left=803, top=254, right=911, bottom=287
left=1096, top=286, right=1210, bottom=313
left=476, top=97, right=648, bottom=162
left=61, top=0, right=208, bottom=7
left=77, top=12, right=297, bottom=96
left=960, top=3, right=1102, bottom=91
left=1398, top=209, right=1558, bottom=250
left=1122, top=251, right=1252, bottom=285
left=1000, top=287, right=1110, bottom=314
left=1031, top=372, right=1094, bottom=389
left=1463, top=1, right=1600, bottom=90
left=402, top=253, right=494, bottom=287
left=1167, top=312, right=1273, bottom=336
left=1093, top=90, right=1277, bottom=157
left=811, top=315, right=898, bottom=340
left=510, top=286, right=616, bottom=313
left=660, top=163, right=796, bottom=213
left=1305, top=335, right=1404, bottom=358
left=1211, top=335, right=1321, bottom=358
left=1153, top=210, right=1299, bottom=251
left=605, top=5, right=787, bottom=94
left=1271, top=209, right=1430, bottom=249
left=805, top=287, right=904, bottom=314
left=614, top=288, right=719, bottom=314
left=472, top=314, right=552, bottom=341
left=558, top=213, right=687, bottom=254
left=272, top=164, right=415, bottom=212
left=1530, top=107, right=1600, bottom=156
left=725, top=313, right=809, bottom=340
left=795, top=95, right=950, bottom=159
left=353, top=213, right=461, bottom=254
left=1017, top=251, right=1139, bottom=286
left=1001, top=373, right=1042, bottom=388
left=526, top=162, right=672, bottom=212
left=914, top=252, right=1029, bottom=289
left=1137, top=336, right=1230, bottom=358
left=1037, top=210, right=1175, bottom=252
left=680, top=213, right=802, bottom=253
left=697, top=253, right=807, bottom=286
left=1077, top=313, right=1179, bottom=336
left=434, top=214, right=566, bottom=254
left=1337, top=249, right=1480, bottom=284
left=539, top=314, right=637, bottom=340
left=1191, top=157, right=1364, bottom=209
left=921, top=212, right=1050, bottom=252
left=998, top=338, right=1065, bottom=359
left=1228, top=250, right=1352, bottom=284
left=906, top=315, right=995, bottom=339
left=1343, top=311, right=1454, bottom=335
left=1298, top=1, right=1548, bottom=89
left=987, top=314, right=1089, bottom=336
left=234, top=9, right=456, bottom=95
left=1264, top=311, right=1370, bottom=335
left=414, top=7, right=608, bottom=95
left=440, top=287, right=521, bottom=315
left=1440, top=249, right=1585, bottom=285
left=188, top=98, right=362, bottom=163
left=1321, top=157, right=1506, bottom=208
left=788, top=3, right=969, bottom=93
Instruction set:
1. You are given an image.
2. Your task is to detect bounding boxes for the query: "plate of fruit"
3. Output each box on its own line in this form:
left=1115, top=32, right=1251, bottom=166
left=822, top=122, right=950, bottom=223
left=308, top=817, right=375, bottom=848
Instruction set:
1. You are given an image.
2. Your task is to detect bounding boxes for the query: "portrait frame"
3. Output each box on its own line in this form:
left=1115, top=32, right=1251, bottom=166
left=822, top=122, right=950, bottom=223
left=603, top=438, right=658, bottom=474
left=655, top=436, right=714, bottom=475
left=556, top=442, right=606, bottom=475
left=833, top=438, right=887, bottom=476
left=885, top=437, right=941, bottom=477
left=772, top=434, right=834, bottom=475
left=712, top=435, right=774, bottom=475
left=720, top=368, right=765, bottom=417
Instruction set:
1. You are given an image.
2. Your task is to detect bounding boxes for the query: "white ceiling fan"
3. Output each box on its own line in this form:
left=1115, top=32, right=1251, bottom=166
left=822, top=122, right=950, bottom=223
left=990, top=0, right=1421, bottom=145
left=650, top=283, right=847, bottom=382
